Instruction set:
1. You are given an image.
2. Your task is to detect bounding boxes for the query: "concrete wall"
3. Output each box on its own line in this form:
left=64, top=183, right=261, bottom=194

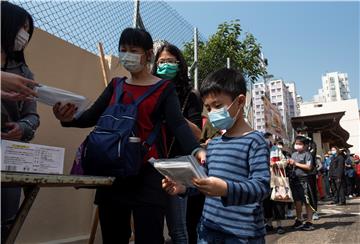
left=15, top=28, right=127, bottom=243
left=300, top=99, right=360, bottom=154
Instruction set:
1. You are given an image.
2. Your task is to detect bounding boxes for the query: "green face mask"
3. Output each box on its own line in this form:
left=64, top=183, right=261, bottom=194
left=156, top=63, right=179, bottom=79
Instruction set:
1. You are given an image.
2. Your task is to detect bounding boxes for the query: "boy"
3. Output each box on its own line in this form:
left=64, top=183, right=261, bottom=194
left=288, top=136, right=316, bottom=231
left=162, top=68, right=270, bottom=243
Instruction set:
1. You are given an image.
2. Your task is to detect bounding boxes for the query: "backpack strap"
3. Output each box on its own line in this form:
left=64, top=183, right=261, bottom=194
left=141, top=80, right=168, bottom=150
left=143, top=120, right=162, bottom=150
left=113, top=77, right=127, bottom=104
left=134, top=79, right=167, bottom=106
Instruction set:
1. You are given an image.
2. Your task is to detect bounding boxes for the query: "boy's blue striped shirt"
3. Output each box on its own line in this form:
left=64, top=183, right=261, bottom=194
left=201, top=130, right=270, bottom=238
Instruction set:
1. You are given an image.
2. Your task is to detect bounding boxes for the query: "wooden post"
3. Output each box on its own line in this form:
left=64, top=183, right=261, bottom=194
left=88, top=207, right=99, bottom=244
left=97, top=42, right=110, bottom=87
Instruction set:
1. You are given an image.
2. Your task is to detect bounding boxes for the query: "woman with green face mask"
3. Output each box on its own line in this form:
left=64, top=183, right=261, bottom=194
left=152, top=43, right=204, bottom=244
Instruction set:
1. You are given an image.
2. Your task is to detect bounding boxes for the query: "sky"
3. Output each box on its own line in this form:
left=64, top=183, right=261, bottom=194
left=167, top=1, right=359, bottom=102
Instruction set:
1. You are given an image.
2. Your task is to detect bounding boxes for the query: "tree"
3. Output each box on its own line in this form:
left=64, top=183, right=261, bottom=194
left=183, top=20, right=266, bottom=85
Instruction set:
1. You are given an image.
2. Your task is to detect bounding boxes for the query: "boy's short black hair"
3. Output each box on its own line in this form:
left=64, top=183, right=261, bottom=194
left=119, top=28, right=153, bottom=51
left=276, top=140, right=284, bottom=146
left=200, top=68, right=247, bottom=100
left=263, top=132, right=272, bottom=139
left=295, top=135, right=308, bottom=145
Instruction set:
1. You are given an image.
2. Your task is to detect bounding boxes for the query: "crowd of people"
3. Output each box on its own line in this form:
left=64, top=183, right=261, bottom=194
left=1, top=2, right=359, bottom=244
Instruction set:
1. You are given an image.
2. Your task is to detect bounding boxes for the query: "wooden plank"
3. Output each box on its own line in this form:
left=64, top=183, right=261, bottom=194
left=97, top=42, right=110, bottom=87
left=1, top=172, right=114, bottom=187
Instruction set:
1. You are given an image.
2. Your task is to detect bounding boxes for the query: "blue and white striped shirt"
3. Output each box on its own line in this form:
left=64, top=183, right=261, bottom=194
left=201, top=130, right=270, bottom=238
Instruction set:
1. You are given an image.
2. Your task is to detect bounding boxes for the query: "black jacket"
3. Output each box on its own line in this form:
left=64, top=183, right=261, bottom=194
left=329, top=154, right=345, bottom=179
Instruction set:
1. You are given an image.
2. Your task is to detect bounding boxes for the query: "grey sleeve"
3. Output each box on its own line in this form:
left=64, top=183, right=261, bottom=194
left=18, top=100, right=40, bottom=142
left=305, top=152, right=313, bottom=167
left=17, top=69, right=40, bottom=141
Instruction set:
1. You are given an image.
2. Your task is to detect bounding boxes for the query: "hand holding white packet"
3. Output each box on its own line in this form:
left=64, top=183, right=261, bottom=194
left=149, top=155, right=207, bottom=187
left=34, top=85, right=90, bottom=117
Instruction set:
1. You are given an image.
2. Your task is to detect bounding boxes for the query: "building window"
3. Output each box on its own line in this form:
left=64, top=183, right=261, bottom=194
left=271, top=89, right=275, bottom=93
left=271, top=96, right=276, bottom=100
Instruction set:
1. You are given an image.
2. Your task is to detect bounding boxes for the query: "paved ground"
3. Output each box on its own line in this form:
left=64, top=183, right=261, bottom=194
left=76, top=198, right=360, bottom=244
left=265, top=197, right=360, bottom=244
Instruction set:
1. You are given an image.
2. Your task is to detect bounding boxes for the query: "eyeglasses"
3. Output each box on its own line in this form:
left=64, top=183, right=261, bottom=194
left=157, top=59, right=179, bottom=65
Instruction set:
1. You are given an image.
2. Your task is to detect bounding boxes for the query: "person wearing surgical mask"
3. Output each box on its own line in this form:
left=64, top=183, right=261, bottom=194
left=152, top=43, right=203, bottom=244
left=288, top=136, right=316, bottom=231
left=328, top=146, right=346, bottom=205
left=162, top=68, right=270, bottom=243
left=53, top=28, right=205, bottom=243
left=1, top=2, right=40, bottom=242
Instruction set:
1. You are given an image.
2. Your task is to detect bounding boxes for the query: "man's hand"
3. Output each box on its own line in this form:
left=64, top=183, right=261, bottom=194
left=1, top=122, right=23, bottom=140
left=1, top=91, right=33, bottom=101
left=192, top=176, right=228, bottom=197
left=162, top=176, right=186, bottom=195
left=1, top=71, right=38, bottom=98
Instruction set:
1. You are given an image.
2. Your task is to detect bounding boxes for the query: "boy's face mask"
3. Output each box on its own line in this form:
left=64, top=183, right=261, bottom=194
left=294, top=144, right=304, bottom=151
left=208, top=97, right=241, bottom=130
left=14, top=28, right=30, bottom=51
left=119, top=51, right=144, bottom=73
left=156, top=63, right=179, bottom=80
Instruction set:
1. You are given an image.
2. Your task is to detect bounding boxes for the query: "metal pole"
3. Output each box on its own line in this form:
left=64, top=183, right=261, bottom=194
left=194, top=27, right=198, bottom=90
left=227, top=57, right=230, bottom=68
left=133, top=0, right=139, bottom=28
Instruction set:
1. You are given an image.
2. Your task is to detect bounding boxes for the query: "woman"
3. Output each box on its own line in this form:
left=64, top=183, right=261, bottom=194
left=53, top=28, right=205, bottom=244
left=152, top=43, right=203, bottom=244
left=1, top=2, right=40, bottom=241
left=329, top=146, right=346, bottom=205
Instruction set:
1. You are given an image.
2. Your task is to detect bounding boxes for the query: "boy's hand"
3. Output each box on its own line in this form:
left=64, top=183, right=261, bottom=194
left=288, top=159, right=295, bottom=165
left=162, top=176, right=186, bottom=195
left=192, top=177, right=227, bottom=197
left=195, top=149, right=206, bottom=165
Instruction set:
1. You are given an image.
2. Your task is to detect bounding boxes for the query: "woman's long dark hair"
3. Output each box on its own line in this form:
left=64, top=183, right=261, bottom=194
left=1, top=1, right=34, bottom=67
left=152, top=43, right=192, bottom=101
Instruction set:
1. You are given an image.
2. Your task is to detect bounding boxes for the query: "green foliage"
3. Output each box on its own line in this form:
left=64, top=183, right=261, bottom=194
left=183, top=20, right=266, bottom=84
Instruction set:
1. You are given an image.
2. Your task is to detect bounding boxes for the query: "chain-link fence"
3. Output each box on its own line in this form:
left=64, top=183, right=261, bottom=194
left=10, top=0, right=206, bottom=56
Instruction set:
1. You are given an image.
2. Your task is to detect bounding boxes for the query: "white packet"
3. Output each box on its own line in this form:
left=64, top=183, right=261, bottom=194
left=34, top=85, right=91, bottom=117
left=149, top=155, right=207, bottom=187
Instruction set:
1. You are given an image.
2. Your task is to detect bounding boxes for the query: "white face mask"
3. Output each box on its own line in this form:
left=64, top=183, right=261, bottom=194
left=119, top=51, right=144, bottom=73
left=294, top=144, right=304, bottom=151
left=14, top=28, right=30, bottom=51
left=277, top=145, right=283, bottom=149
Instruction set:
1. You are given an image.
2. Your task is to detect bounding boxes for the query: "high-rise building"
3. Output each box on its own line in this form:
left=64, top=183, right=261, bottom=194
left=286, top=83, right=299, bottom=118
left=252, top=79, right=300, bottom=136
left=252, top=82, right=267, bottom=131
left=314, top=72, right=351, bottom=102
